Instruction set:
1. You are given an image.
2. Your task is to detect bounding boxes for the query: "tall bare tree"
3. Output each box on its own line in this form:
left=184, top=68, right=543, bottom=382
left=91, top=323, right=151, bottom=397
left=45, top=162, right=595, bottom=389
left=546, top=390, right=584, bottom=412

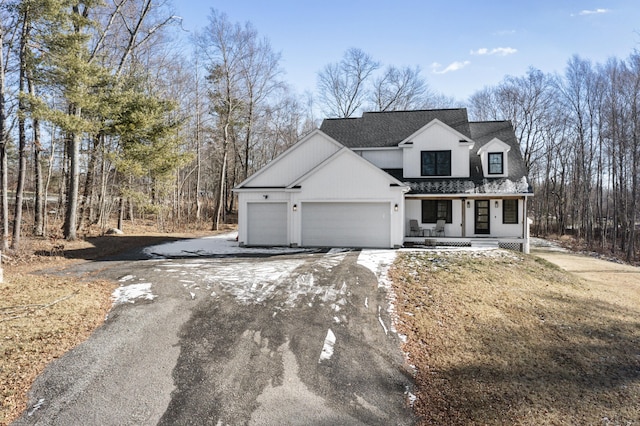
left=11, top=0, right=31, bottom=249
left=198, top=9, right=287, bottom=229
left=0, top=2, right=10, bottom=251
left=317, top=47, right=379, bottom=118
left=371, top=65, right=429, bottom=111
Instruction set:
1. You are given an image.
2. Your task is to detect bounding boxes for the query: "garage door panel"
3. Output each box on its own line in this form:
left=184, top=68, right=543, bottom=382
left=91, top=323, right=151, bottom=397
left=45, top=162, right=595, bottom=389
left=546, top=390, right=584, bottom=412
left=247, top=203, right=287, bottom=246
left=302, top=202, right=390, bottom=248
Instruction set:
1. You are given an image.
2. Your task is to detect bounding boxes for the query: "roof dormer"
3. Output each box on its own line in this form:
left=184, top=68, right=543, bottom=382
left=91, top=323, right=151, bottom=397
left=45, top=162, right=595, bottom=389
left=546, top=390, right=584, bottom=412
left=477, top=138, right=511, bottom=178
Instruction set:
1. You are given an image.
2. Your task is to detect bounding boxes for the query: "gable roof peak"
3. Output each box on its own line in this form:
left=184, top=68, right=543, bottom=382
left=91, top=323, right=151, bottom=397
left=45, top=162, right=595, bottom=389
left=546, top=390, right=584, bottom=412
left=320, top=108, right=472, bottom=148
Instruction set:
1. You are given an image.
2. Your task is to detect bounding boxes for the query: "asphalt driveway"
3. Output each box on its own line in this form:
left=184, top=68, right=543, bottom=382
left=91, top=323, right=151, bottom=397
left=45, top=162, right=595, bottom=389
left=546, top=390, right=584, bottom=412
left=13, top=234, right=415, bottom=425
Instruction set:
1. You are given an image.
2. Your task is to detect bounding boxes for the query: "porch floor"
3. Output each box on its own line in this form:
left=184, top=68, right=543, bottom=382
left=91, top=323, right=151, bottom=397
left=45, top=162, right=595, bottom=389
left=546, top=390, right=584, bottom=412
left=403, top=236, right=526, bottom=252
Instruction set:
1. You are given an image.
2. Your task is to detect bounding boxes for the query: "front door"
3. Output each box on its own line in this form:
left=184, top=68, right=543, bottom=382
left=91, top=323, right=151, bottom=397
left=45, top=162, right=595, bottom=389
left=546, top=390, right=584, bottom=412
left=475, top=200, right=490, bottom=234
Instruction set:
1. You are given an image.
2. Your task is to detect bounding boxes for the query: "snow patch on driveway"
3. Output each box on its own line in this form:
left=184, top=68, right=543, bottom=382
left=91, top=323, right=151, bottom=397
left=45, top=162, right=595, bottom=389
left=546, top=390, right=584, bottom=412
left=112, top=283, right=156, bottom=304
left=357, top=250, right=398, bottom=289
left=318, top=329, right=336, bottom=362
left=143, top=232, right=313, bottom=258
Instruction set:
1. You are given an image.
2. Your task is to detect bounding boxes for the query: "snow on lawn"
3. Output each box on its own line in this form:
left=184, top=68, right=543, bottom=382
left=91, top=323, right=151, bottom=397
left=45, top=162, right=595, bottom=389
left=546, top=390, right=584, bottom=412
left=142, top=232, right=313, bottom=258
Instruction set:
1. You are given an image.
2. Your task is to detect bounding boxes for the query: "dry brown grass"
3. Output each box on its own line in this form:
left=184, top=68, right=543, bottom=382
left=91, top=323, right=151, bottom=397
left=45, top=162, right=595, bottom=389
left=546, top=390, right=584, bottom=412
left=391, top=250, right=640, bottom=425
left=0, top=222, right=231, bottom=425
left=0, top=262, right=116, bottom=426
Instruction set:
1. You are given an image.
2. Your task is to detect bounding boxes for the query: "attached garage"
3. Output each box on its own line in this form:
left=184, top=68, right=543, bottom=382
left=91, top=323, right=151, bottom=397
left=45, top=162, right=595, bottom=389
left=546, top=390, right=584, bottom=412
left=247, top=202, right=287, bottom=246
left=301, top=202, right=390, bottom=248
left=234, top=131, right=408, bottom=249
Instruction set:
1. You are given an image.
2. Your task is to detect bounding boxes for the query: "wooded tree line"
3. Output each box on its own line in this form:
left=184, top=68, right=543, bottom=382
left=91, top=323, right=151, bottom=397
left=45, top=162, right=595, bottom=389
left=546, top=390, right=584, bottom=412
left=469, top=56, right=640, bottom=262
left=0, top=2, right=315, bottom=250
left=1, top=1, right=639, bottom=262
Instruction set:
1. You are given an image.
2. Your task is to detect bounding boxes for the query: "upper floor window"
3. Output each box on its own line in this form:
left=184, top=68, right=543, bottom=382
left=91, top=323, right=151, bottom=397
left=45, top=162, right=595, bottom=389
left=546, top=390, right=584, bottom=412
left=421, top=151, right=451, bottom=176
left=488, top=152, right=503, bottom=174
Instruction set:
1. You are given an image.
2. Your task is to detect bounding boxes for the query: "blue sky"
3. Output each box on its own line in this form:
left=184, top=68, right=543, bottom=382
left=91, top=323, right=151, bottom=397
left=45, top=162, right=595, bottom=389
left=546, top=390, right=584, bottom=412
left=174, top=1, right=640, bottom=102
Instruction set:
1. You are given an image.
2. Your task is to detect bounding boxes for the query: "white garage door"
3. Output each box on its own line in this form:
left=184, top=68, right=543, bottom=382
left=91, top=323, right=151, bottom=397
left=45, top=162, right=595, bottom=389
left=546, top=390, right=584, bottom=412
left=301, top=202, right=390, bottom=248
left=247, top=203, right=288, bottom=246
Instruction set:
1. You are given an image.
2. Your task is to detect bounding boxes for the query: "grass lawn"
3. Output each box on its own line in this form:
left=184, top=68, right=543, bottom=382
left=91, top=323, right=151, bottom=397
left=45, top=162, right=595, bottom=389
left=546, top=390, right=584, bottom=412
left=391, top=250, right=640, bottom=425
left=0, top=223, right=220, bottom=425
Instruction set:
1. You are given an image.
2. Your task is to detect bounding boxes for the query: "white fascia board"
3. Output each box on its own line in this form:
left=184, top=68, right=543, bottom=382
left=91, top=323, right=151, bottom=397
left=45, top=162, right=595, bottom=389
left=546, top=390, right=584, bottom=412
left=234, top=129, right=344, bottom=189
left=233, top=187, right=286, bottom=192
left=398, top=118, right=475, bottom=148
left=352, top=146, right=401, bottom=151
left=405, top=192, right=533, bottom=198
left=405, top=194, right=469, bottom=199
left=477, top=138, right=511, bottom=155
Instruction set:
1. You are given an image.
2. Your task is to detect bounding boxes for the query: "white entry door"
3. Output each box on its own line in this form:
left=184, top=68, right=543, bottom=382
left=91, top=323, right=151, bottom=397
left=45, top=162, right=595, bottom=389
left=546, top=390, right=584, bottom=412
left=301, top=202, right=390, bottom=248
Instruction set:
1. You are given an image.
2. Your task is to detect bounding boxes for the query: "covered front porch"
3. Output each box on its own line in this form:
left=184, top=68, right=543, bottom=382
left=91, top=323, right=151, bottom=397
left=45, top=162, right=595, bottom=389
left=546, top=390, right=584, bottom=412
left=403, top=194, right=531, bottom=253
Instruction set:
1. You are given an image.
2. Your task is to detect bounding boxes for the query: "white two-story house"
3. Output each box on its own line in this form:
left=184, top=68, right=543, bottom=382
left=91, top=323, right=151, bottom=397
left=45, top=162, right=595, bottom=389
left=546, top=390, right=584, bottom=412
left=234, top=109, right=533, bottom=252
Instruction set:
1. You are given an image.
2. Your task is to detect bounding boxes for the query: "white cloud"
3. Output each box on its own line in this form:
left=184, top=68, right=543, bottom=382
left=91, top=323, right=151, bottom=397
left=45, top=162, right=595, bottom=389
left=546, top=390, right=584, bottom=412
left=431, top=60, right=470, bottom=74
left=471, top=47, right=518, bottom=56
left=577, top=8, right=609, bottom=15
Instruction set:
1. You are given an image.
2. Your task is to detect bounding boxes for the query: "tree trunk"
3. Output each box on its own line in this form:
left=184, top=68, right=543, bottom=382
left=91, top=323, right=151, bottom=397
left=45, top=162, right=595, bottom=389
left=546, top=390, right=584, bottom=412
left=63, top=126, right=81, bottom=241
left=11, top=9, right=31, bottom=250
left=213, top=149, right=227, bottom=231
left=78, top=134, right=99, bottom=233
left=0, top=24, right=8, bottom=251
left=29, top=76, right=44, bottom=237
left=117, top=196, right=124, bottom=231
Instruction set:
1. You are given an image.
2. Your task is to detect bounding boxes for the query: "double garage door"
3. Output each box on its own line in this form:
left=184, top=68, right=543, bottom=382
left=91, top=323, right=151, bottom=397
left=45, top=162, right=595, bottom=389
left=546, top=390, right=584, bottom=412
left=247, top=202, right=391, bottom=248
left=301, top=202, right=390, bottom=248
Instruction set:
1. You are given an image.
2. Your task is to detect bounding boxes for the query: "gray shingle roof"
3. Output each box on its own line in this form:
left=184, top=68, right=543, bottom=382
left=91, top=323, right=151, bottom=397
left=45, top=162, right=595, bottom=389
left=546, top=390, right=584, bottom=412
left=320, top=109, right=472, bottom=148
left=319, top=109, right=532, bottom=195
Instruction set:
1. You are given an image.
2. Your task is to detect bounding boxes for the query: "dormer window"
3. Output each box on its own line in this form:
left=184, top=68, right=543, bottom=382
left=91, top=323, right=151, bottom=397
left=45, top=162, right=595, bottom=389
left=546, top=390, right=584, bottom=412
left=477, top=138, right=510, bottom=178
left=421, top=151, right=451, bottom=176
left=488, top=152, right=503, bottom=174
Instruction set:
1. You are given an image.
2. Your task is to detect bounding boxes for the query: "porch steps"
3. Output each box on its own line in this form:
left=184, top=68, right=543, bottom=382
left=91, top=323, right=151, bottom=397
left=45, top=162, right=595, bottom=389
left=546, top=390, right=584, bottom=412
left=471, top=239, right=500, bottom=249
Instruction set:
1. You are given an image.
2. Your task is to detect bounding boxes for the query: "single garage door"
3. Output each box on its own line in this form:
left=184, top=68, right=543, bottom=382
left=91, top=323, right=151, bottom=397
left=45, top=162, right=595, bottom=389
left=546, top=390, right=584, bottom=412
left=247, top=202, right=288, bottom=246
left=301, top=202, right=390, bottom=248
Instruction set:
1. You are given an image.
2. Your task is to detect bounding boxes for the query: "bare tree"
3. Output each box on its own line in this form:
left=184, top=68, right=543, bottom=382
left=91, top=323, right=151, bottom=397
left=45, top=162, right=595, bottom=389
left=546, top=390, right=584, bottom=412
left=0, top=3, right=10, bottom=251
left=317, top=47, right=379, bottom=117
left=371, top=65, right=429, bottom=111
left=11, top=0, right=30, bottom=249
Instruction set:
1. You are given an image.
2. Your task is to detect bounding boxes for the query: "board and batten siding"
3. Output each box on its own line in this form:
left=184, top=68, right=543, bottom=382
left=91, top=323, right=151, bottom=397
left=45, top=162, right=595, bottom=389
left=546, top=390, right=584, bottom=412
left=355, top=148, right=403, bottom=169
left=465, top=199, right=525, bottom=238
left=288, top=150, right=406, bottom=248
left=247, top=132, right=340, bottom=187
left=402, top=122, right=472, bottom=178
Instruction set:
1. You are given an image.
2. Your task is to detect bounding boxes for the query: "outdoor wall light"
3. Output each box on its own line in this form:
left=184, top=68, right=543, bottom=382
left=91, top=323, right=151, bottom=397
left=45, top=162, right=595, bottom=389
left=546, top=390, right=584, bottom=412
left=263, top=194, right=268, bottom=199
left=293, top=204, right=297, bottom=211
left=394, top=203, right=398, bottom=211
left=467, top=201, right=470, bottom=208
left=495, top=200, right=499, bottom=208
